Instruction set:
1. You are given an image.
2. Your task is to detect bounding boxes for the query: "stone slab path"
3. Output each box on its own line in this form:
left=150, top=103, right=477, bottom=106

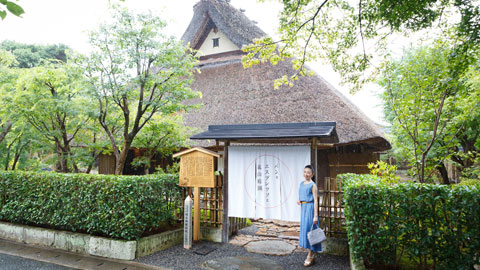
left=229, top=219, right=309, bottom=253
left=200, top=256, right=283, bottom=270
left=244, top=240, right=295, bottom=256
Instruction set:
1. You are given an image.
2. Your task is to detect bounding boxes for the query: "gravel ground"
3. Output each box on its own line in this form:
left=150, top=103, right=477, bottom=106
left=137, top=224, right=350, bottom=270
left=136, top=240, right=350, bottom=270
left=237, top=224, right=259, bottom=236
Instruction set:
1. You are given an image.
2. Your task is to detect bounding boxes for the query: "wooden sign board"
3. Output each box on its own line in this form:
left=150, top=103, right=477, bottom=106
left=174, top=147, right=219, bottom=188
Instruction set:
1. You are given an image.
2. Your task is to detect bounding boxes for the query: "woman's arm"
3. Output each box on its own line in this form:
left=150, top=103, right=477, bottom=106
left=312, top=184, right=318, bottom=224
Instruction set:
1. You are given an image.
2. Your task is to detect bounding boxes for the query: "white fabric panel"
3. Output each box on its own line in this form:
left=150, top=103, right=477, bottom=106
left=228, top=146, right=310, bottom=222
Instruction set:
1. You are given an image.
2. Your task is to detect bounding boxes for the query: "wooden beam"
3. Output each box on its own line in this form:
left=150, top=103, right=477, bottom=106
left=222, top=140, right=230, bottom=243
left=218, top=137, right=336, bottom=144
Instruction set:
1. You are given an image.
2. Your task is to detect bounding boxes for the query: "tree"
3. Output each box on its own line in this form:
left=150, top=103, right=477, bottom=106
left=0, top=49, right=16, bottom=66
left=131, top=114, right=193, bottom=175
left=245, top=0, right=480, bottom=92
left=0, top=1, right=24, bottom=20
left=78, top=6, right=200, bottom=175
left=0, top=119, right=36, bottom=171
left=380, top=40, right=480, bottom=183
left=12, top=63, right=92, bottom=172
left=0, top=49, right=17, bottom=145
left=0, top=46, right=100, bottom=172
left=452, top=65, right=480, bottom=179
left=0, top=41, right=70, bottom=68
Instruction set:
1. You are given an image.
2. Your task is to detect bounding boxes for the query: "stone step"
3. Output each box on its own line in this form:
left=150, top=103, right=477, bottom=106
left=244, top=240, right=296, bottom=256
left=278, top=231, right=299, bottom=240
left=255, top=232, right=278, bottom=238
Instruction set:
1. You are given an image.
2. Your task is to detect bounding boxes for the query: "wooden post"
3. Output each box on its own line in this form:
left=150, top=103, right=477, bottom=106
left=312, top=137, right=318, bottom=183
left=193, top=187, right=200, bottom=242
left=222, top=140, right=230, bottom=243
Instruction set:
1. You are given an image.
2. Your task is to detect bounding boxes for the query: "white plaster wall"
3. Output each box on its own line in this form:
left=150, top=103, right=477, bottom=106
left=198, top=29, right=239, bottom=56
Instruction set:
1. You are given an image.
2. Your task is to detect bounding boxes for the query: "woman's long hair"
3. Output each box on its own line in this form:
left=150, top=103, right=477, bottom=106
left=305, top=165, right=315, bottom=182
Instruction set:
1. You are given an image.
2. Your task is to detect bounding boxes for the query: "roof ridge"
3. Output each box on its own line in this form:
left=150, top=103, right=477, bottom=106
left=182, top=0, right=266, bottom=49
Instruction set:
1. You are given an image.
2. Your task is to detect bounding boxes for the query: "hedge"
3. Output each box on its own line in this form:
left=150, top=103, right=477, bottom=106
left=0, top=171, right=182, bottom=240
left=340, top=174, right=480, bottom=270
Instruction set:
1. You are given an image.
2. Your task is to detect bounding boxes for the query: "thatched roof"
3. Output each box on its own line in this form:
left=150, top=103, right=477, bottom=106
left=182, top=0, right=390, bottom=151
left=181, top=0, right=266, bottom=49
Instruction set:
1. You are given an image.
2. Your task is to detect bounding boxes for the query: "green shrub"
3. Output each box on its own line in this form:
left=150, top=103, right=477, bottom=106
left=458, top=178, right=480, bottom=189
left=367, top=160, right=400, bottom=184
left=0, top=171, right=182, bottom=240
left=339, top=173, right=480, bottom=270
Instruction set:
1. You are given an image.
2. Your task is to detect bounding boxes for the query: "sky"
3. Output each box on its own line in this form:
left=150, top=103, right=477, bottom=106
left=0, top=0, right=386, bottom=125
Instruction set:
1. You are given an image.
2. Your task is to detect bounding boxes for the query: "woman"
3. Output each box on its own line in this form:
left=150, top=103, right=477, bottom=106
left=297, top=165, right=321, bottom=266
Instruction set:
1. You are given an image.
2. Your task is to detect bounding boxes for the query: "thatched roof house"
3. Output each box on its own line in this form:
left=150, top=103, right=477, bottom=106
left=182, top=0, right=391, bottom=181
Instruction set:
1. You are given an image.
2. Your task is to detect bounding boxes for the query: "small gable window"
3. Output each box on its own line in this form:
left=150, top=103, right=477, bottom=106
left=213, top=38, right=219, bottom=48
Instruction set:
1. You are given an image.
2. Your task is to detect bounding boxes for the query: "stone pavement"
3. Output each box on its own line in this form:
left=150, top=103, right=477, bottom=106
left=201, top=256, right=283, bottom=270
left=244, top=240, right=296, bottom=256
left=0, top=239, right=168, bottom=270
left=228, top=219, right=310, bottom=253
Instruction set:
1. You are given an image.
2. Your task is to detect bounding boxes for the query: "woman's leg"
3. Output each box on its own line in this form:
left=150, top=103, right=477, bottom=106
left=304, top=249, right=315, bottom=266
left=308, top=250, right=314, bottom=257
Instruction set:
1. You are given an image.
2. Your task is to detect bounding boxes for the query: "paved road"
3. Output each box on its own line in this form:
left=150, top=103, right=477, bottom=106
left=0, top=239, right=167, bottom=270
left=0, top=253, right=76, bottom=270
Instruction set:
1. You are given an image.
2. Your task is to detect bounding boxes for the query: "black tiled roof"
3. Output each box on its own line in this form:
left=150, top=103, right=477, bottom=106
left=191, top=122, right=337, bottom=140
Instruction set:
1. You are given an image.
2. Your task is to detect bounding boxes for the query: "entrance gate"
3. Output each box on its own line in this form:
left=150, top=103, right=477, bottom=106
left=176, top=175, right=347, bottom=240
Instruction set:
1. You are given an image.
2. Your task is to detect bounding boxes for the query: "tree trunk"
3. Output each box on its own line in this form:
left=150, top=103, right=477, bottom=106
left=72, top=159, right=80, bottom=173
left=4, top=146, right=11, bottom=170
left=420, top=153, right=427, bottom=183
left=115, top=140, right=133, bottom=175
left=65, top=144, right=79, bottom=173
left=86, top=152, right=97, bottom=174
left=0, top=121, right=12, bottom=144
left=144, top=154, right=154, bottom=175
left=12, top=153, right=20, bottom=171
left=12, top=152, right=20, bottom=170
left=437, top=163, right=450, bottom=184
left=86, top=134, right=98, bottom=174
left=55, top=142, right=69, bottom=173
left=11, top=141, right=28, bottom=171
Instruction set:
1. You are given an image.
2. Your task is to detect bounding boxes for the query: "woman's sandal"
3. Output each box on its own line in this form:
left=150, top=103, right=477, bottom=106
left=303, top=255, right=315, bottom=267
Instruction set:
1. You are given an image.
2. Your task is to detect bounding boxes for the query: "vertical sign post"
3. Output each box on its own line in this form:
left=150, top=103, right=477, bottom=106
left=184, top=196, right=193, bottom=249
left=193, top=187, right=201, bottom=241
left=173, top=147, right=220, bottom=245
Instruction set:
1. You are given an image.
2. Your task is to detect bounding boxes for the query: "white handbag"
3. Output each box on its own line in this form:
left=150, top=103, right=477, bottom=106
left=307, top=223, right=327, bottom=245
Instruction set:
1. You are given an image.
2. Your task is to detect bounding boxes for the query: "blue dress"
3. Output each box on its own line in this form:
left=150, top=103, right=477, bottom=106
left=299, top=181, right=322, bottom=252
